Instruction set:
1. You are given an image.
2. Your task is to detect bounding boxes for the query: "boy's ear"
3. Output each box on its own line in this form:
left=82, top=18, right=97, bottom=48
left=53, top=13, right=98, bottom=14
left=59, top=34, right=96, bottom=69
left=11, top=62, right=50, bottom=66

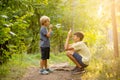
left=79, top=37, right=81, bottom=41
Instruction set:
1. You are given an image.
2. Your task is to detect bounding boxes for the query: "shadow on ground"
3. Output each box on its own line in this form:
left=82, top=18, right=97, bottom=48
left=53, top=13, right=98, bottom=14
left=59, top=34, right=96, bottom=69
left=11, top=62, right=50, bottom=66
left=21, top=63, right=83, bottom=80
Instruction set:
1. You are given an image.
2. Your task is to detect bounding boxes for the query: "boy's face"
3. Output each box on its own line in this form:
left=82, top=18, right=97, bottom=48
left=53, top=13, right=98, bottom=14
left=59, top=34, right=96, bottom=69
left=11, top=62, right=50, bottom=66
left=73, top=35, right=80, bottom=42
left=44, top=20, right=50, bottom=27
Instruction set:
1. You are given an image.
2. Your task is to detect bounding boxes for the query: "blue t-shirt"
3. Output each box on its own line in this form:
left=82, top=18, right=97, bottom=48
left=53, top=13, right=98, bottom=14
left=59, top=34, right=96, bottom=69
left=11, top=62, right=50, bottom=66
left=40, top=26, right=50, bottom=47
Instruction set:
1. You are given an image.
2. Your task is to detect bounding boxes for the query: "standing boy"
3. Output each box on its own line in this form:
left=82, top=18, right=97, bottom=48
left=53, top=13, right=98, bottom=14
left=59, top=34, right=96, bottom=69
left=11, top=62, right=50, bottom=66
left=64, top=29, right=91, bottom=74
left=39, top=16, right=53, bottom=75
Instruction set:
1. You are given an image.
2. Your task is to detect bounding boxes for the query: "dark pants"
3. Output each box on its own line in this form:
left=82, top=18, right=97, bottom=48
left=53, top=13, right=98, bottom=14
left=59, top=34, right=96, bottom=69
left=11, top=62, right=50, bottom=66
left=73, top=53, right=88, bottom=68
left=40, top=47, right=50, bottom=60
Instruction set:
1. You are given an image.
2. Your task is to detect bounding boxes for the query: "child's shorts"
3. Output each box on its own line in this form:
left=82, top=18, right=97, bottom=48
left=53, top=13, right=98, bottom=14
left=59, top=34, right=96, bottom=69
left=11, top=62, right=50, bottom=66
left=73, top=52, right=88, bottom=68
left=40, top=47, right=50, bottom=60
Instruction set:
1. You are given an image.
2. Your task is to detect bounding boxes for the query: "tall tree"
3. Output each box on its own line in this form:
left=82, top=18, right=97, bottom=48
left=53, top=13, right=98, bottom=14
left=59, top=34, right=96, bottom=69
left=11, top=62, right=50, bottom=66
left=111, top=0, right=119, bottom=57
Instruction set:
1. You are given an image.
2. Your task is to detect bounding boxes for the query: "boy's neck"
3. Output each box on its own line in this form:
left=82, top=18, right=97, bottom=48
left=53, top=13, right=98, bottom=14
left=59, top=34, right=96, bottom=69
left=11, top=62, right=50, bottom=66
left=75, top=40, right=81, bottom=43
left=42, top=25, right=47, bottom=27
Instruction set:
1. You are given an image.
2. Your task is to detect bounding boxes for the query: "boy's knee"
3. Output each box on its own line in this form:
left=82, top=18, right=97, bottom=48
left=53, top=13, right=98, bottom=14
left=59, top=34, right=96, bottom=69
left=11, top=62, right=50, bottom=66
left=66, top=51, right=74, bottom=56
left=66, top=51, right=70, bottom=56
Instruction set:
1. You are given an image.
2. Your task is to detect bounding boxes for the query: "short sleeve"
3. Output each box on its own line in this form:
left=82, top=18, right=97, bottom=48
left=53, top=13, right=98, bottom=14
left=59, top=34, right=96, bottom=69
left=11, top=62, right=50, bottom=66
left=41, top=27, right=47, bottom=36
left=71, top=42, right=82, bottom=51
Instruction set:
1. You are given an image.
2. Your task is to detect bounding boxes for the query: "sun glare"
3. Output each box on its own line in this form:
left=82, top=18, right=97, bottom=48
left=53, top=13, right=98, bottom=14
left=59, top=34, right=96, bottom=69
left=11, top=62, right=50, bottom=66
left=98, top=5, right=103, bottom=17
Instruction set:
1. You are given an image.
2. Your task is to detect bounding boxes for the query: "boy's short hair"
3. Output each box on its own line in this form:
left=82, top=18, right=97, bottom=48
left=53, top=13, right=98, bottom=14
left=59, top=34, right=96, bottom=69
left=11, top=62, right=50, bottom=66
left=74, top=32, right=84, bottom=41
left=40, top=16, right=50, bottom=25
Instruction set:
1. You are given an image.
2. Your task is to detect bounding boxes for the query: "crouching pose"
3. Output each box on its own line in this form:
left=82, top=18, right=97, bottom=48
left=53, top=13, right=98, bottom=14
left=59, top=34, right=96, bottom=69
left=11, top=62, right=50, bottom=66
left=64, top=29, right=91, bottom=74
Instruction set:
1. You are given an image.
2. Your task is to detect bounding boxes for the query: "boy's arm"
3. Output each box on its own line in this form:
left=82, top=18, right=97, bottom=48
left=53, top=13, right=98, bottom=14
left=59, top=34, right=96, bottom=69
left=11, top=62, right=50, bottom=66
left=64, top=29, right=74, bottom=50
left=46, top=24, right=53, bottom=38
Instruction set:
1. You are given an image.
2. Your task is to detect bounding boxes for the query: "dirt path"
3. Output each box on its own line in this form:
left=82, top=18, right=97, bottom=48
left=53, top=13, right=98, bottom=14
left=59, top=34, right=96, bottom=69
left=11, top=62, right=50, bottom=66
left=21, top=63, right=82, bottom=80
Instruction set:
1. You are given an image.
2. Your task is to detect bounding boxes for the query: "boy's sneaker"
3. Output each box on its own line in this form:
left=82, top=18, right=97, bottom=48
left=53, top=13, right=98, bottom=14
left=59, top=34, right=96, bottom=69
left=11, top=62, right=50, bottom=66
left=39, top=69, right=49, bottom=75
left=71, top=66, right=78, bottom=71
left=71, top=68, right=85, bottom=75
left=46, top=68, right=53, bottom=73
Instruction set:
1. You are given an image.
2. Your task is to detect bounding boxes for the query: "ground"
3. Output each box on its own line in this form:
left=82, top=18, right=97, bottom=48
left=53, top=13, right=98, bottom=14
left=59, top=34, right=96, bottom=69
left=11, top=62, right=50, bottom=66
left=21, top=63, right=83, bottom=80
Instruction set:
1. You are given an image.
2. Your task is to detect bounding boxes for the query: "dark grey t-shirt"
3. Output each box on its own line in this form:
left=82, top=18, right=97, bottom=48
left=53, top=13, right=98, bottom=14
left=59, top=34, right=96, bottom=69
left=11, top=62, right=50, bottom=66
left=40, top=26, right=50, bottom=47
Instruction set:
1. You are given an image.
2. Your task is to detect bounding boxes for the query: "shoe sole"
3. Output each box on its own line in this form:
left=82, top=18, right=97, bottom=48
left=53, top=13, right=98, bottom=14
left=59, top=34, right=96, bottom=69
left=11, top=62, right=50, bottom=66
left=41, top=73, right=49, bottom=75
left=40, top=72, right=49, bottom=75
left=47, top=70, right=53, bottom=73
left=71, top=71, right=86, bottom=75
left=39, top=72, right=49, bottom=75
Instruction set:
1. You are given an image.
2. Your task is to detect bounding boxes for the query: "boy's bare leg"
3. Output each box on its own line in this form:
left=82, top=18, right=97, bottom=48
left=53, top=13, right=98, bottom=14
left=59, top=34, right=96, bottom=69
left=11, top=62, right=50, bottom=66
left=66, top=51, right=82, bottom=68
left=45, top=60, right=48, bottom=69
left=40, top=60, right=45, bottom=69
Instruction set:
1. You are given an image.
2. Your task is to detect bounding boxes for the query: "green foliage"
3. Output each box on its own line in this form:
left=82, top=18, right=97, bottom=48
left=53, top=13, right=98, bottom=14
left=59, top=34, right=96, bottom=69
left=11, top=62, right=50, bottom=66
left=82, top=46, right=120, bottom=80
left=0, top=0, right=64, bottom=63
left=0, top=27, right=11, bottom=44
left=0, top=0, right=33, bottom=63
left=0, top=1, right=120, bottom=80
left=51, top=26, right=67, bottom=53
left=97, top=58, right=120, bottom=80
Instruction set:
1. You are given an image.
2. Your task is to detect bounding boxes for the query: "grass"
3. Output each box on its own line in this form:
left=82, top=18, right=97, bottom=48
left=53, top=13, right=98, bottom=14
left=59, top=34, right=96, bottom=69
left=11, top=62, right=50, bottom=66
left=49, top=52, right=74, bottom=65
left=82, top=48, right=120, bottom=80
left=0, top=50, right=120, bottom=80
left=0, top=52, right=72, bottom=80
left=0, top=53, right=40, bottom=80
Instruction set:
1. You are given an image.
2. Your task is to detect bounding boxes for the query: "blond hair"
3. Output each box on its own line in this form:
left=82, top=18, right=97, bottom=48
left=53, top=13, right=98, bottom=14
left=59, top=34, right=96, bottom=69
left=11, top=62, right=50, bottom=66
left=40, top=16, right=50, bottom=25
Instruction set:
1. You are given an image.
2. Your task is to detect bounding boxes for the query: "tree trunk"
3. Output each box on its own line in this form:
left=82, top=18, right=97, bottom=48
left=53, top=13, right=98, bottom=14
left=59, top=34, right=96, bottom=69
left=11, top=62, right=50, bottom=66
left=111, top=0, right=119, bottom=57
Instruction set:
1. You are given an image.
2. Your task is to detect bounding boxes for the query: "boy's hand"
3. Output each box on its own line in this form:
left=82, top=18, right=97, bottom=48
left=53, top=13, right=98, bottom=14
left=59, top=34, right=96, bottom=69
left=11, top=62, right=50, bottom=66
left=68, top=29, right=72, bottom=37
left=49, top=24, right=53, bottom=29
